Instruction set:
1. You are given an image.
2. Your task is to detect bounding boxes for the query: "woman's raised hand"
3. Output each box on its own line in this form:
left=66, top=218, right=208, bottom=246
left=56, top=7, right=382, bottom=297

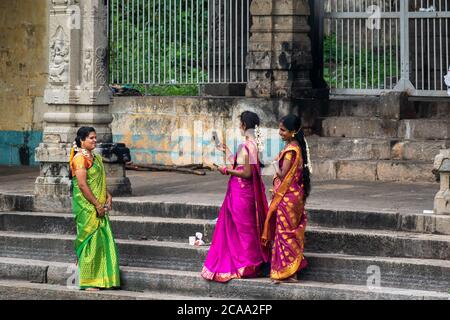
left=216, top=143, right=228, bottom=153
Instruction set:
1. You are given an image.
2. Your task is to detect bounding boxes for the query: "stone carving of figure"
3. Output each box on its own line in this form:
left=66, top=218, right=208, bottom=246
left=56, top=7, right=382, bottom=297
left=49, top=27, right=69, bottom=83
left=84, top=50, right=93, bottom=83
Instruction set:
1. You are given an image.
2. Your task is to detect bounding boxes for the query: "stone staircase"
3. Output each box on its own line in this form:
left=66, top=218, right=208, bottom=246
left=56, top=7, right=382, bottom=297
left=0, top=195, right=449, bottom=300
left=310, top=95, right=450, bottom=182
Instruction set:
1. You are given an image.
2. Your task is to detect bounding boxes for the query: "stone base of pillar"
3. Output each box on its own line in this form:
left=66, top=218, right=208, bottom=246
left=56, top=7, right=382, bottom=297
left=34, top=175, right=72, bottom=213
left=103, top=163, right=132, bottom=196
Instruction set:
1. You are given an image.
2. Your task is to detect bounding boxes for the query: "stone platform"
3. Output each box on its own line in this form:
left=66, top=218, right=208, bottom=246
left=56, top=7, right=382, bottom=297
left=0, top=166, right=449, bottom=300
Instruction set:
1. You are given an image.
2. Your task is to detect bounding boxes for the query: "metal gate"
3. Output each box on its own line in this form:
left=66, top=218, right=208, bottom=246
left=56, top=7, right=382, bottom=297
left=324, top=0, right=450, bottom=96
left=107, top=0, right=250, bottom=89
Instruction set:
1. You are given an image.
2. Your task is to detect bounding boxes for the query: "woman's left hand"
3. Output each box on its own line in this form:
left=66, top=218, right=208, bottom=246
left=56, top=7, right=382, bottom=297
left=218, top=166, right=228, bottom=175
left=106, top=193, right=113, bottom=211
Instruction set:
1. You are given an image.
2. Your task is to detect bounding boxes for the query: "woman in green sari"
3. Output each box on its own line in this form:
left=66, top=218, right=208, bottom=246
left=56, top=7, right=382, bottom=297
left=69, top=126, right=120, bottom=291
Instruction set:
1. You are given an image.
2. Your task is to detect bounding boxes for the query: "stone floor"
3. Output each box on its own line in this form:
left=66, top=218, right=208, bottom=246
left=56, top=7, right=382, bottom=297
left=0, top=165, right=439, bottom=215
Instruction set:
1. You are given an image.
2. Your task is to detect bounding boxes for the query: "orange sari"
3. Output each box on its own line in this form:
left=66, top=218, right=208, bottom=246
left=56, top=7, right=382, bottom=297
left=262, top=144, right=308, bottom=280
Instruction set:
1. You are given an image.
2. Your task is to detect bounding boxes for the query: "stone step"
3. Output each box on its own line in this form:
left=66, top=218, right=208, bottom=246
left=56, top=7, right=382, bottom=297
left=2, top=210, right=450, bottom=243
left=0, top=257, right=448, bottom=300
left=0, top=212, right=215, bottom=243
left=313, top=159, right=435, bottom=182
left=321, top=117, right=450, bottom=140
left=328, top=95, right=402, bottom=119
left=308, top=136, right=449, bottom=162
left=405, top=98, right=450, bottom=119
left=0, top=227, right=449, bottom=265
left=321, top=117, right=399, bottom=139
left=0, top=280, right=206, bottom=300
left=110, top=200, right=449, bottom=236
left=398, top=119, right=450, bottom=140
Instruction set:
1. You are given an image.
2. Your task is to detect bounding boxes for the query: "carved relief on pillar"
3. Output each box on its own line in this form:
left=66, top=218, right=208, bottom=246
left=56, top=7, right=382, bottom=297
left=95, top=47, right=108, bottom=86
left=49, top=26, right=69, bottom=84
left=83, top=49, right=93, bottom=84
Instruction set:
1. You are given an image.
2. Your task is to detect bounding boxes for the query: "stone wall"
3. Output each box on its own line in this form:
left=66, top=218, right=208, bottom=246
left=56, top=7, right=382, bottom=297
left=0, top=0, right=48, bottom=166
left=111, top=96, right=292, bottom=166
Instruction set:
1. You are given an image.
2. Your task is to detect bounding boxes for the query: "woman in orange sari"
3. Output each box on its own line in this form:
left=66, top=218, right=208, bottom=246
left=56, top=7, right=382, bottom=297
left=262, top=114, right=312, bottom=283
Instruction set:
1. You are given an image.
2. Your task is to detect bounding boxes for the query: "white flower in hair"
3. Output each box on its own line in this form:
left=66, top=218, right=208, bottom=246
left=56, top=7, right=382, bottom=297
left=254, top=125, right=265, bottom=152
left=304, top=137, right=313, bottom=175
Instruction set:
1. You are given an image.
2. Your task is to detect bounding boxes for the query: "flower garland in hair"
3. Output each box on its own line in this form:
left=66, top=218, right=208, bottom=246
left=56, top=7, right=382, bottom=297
left=304, top=136, right=313, bottom=175
left=254, top=125, right=265, bottom=153
left=71, top=141, right=93, bottom=159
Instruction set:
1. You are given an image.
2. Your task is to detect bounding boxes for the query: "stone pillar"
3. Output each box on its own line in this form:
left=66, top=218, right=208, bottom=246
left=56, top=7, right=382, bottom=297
left=246, top=0, right=313, bottom=99
left=35, top=0, right=131, bottom=212
left=245, top=0, right=328, bottom=134
left=433, top=150, right=450, bottom=215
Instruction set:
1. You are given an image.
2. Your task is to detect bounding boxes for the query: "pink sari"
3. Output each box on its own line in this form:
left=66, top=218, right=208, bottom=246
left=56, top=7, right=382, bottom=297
left=262, top=144, right=308, bottom=280
left=201, top=141, right=269, bottom=282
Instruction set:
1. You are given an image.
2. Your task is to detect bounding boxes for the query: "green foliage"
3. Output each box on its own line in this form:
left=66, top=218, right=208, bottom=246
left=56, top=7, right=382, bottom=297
left=108, top=0, right=208, bottom=96
left=324, top=33, right=399, bottom=90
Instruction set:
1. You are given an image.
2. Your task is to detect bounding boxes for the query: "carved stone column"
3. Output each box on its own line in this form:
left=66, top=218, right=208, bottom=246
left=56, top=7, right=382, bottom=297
left=246, top=0, right=313, bottom=99
left=433, top=150, right=450, bottom=215
left=35, top=0, right=131, bottom=212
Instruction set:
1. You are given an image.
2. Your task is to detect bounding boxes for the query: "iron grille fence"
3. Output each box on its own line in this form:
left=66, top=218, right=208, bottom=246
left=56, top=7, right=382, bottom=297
left=324, top=0, right=450, bottom=96
left=107, top=0, right=250, bottom=91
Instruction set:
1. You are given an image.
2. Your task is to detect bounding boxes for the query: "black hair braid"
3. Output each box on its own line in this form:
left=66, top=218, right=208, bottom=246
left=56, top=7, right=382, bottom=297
left=280, top=114, right=311, bottom=200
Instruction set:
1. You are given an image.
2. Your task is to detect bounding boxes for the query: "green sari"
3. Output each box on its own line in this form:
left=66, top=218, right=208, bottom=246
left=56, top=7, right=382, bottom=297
left=72, top=153, right=120, bottom=289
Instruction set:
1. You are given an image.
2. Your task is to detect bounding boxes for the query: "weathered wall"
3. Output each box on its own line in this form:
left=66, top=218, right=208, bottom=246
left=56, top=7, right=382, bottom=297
left=0, top=0, right=48, bottom=166
left=111, top=96, right=291, bottom=166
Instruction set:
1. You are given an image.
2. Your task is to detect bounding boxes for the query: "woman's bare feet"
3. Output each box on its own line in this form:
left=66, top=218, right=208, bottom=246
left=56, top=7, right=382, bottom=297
left=271, top=275, right=298, bottom=284
left=85, top=287, right=100, bottom=291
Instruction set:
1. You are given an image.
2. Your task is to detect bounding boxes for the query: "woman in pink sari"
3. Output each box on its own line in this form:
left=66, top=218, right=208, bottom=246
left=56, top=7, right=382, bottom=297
left=262, top=114, right=312, bottom=283
left=201, top=111, right=269, bottom=283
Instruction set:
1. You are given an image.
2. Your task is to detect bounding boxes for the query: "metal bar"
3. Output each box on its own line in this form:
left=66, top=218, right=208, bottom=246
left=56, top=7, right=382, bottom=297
left=179, top=0, right=183, bottom=83
left=247, top=0, right=249, bottom=81
left=341, top=0, right=344, bottom=88
left=353, top=0, right=356, bottom=89
left=446, top=0, right=449, bottom=78
left=153, top=0, right=156, bottom=83
left=208, top=0, right=210, bottom=83
left=191, top=0, right=194, bottom=83
left=225, top=0, right=227, bottom=82
left=213, top=0, right=216, bottom=82
left=127, top=0, right=130, bottom=83
left=422, top=0, right=424, bottom=89
left=174, top=0, right=177, bottom=83
left=132, top=0, right=135, bottom=83
left=428, top=0, right=431, bottom=90
left=117, top=0, right=120, bottom=83
left=395, top=1, right=398, bottom=85
left=325, top=12, right=400, bottom=18
left=377, top=0, right=380, bottom=89
left=235, top=0, right=238, bottom=83
left=383, top=0, right=386, bottom=89
left=122, top=0, right=125, bottom=83
left=203, top=0, right=205, bottom=84
left=219, top=0, right=221, bottom=82
left=143, top=0, right=145, bottom=84
left=164, top=0, right=166, bottom=83
left=158, top=0, right=161, bottom=83
left=169, top=0, right=172, bottom=84
left=434, top=0, right=437, bottom=90
left=196, top=0, right=199, bottom=84
left=185, top=0, right=188, bottom=83
left=371, top=1, right=374, bottom=89
left=230, top=0, right=233, bottom=83
left=241, top=0, right=244, bottom=82
left=439, top=0, right=443, bottom=90
left=415, top=0, right=418, bottom=89
left=347, top=2, right=350, bottom=89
